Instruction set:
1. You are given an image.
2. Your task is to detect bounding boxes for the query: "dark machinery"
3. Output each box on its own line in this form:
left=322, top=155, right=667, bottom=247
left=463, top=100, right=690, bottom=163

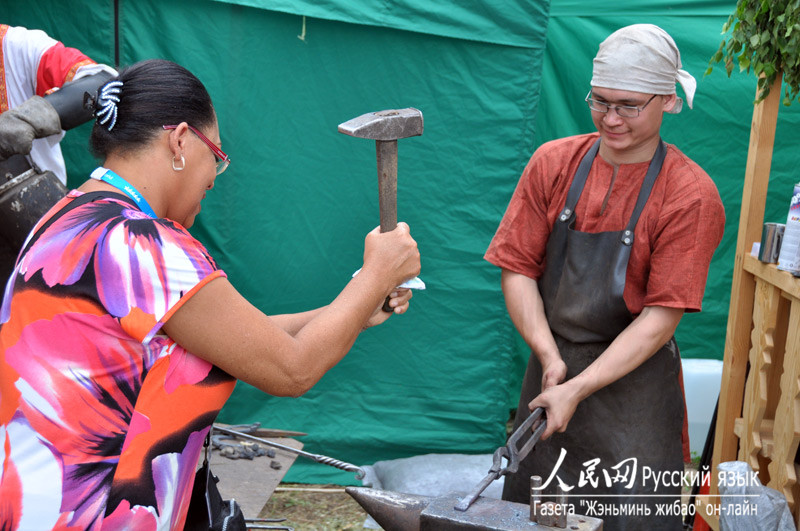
left=0, top=155, right=67, bottom=284
left=0, top=71, right=113, bottom=285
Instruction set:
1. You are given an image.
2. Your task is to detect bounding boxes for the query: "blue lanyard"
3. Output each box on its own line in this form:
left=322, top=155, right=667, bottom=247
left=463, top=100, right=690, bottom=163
left=89, top=167, right=157, bottom=218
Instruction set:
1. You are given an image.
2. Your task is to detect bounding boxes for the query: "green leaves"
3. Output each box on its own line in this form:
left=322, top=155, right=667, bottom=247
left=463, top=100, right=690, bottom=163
left=709, top=0, right=800, bottom=105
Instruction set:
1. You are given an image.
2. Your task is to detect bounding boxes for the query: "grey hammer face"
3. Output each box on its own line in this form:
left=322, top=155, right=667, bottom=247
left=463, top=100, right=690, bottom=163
left=338, top=108, right=424, bottom=141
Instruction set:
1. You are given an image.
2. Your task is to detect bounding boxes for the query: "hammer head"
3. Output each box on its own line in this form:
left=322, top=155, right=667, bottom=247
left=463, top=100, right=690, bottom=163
left=338, top=108, right=424, bottom=141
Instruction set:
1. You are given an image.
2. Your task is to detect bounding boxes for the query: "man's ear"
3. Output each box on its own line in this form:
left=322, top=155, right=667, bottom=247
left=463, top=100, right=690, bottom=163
left=662, top=94, right=678, bottom=113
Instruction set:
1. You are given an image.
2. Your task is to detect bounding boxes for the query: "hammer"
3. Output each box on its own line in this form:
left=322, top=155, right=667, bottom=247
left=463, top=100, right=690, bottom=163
left=339, top=108, right=425, bottom=310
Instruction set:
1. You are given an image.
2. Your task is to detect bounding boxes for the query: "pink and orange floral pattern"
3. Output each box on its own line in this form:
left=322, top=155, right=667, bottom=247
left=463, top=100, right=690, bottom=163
left=0, top=191, right=234, bottom=530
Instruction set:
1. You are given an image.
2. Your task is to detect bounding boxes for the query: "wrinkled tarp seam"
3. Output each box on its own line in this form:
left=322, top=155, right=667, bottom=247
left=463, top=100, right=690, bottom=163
left=210, top=0, right=548, bottom=49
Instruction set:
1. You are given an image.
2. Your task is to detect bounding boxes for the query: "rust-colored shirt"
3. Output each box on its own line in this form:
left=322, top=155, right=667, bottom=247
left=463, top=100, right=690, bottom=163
left=485, top=133, right=725, bottom=314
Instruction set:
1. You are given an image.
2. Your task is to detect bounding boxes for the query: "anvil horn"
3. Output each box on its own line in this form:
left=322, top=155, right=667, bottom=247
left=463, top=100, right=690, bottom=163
left=345, top=486, right=428, bottom=531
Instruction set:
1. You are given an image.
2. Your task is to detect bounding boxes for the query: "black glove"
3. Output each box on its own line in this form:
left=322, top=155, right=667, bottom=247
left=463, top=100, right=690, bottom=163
left=0, top=96, right=61, bottom=160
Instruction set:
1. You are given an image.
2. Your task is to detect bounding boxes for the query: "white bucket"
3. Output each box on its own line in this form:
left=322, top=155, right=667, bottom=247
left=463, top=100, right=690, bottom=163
left=682, top=358, right=723, bottom=456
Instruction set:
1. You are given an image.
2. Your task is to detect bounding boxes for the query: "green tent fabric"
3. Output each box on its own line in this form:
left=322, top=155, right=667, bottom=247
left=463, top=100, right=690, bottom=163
left=211, top=0, right=545, bottom=47
left=5, top=0, right=799, bottom=488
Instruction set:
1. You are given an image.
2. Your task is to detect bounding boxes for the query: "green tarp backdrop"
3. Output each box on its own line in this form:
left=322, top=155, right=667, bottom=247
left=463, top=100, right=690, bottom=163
left=6, top=0, right=799, bottom=484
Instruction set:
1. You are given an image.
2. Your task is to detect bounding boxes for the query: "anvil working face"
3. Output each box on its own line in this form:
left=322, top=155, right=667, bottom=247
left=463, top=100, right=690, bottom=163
left=346, top=487, right=603, bottom=531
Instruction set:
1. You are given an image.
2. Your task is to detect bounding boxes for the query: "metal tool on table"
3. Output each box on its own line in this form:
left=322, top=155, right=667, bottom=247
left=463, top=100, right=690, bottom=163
left=455, top=407, right=547, bottom=512
left=338, top=108, right=425, bottom=311
left=244, top=517, right=293, bottom=530
left=212, top=425, right=366, bottom=480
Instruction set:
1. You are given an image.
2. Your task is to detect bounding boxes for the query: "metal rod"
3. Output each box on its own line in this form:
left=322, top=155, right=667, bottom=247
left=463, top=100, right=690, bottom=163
left=245, top=518, right=294, bottom=530
left=213, top=425, right=366, bottom=479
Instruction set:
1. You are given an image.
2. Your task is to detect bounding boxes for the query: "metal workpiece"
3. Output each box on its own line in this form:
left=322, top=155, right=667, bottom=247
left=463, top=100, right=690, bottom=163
left=346, top=487, right=603, bottom=531
left=212, top=425, right=365, bottom=479
left=244, top=518, right=294, bottom=530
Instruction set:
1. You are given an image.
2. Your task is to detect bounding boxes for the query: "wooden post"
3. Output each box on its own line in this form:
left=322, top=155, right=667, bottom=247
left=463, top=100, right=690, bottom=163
left=698, top=75, right=782, bottom=529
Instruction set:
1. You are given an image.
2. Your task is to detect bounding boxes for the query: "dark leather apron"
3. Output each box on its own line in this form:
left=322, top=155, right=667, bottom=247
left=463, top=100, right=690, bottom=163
left=502, top=139, right=684, bottom=530
left=539, top=138, right=665, bottom=343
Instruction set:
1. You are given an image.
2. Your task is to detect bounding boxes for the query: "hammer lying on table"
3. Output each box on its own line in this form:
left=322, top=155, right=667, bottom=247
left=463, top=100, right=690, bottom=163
left=339, top=108, right=425, bottom=310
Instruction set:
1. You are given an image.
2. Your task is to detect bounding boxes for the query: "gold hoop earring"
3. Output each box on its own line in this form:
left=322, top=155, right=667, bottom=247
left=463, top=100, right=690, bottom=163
left=172, top=154, right=185, bottom=171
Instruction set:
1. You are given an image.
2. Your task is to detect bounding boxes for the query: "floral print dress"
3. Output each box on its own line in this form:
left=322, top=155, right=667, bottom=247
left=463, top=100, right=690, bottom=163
left=0, top=190, right=235, bottom=530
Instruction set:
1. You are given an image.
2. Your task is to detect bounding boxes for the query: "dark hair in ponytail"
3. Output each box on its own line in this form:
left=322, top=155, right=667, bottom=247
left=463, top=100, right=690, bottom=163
left=89, top=59, right=215, bottom=159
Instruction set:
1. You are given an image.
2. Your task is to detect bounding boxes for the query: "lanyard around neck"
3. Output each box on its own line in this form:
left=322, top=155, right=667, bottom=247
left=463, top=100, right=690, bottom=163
left=90, top=167, right=157, bottom=218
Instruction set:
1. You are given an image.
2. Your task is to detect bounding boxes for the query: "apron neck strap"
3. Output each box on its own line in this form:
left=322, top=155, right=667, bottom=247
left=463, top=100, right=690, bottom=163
left=557, top=138, right=667, bottom=246
left=558, top=139, right=601, bottom=223
left=621, top=139, right=667, bottom=245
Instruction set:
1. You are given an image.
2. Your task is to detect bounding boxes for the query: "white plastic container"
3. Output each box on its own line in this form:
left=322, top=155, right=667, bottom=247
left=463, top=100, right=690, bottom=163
left=777, top=182, right=800, bottom=274
left=682, top=358, right=723, bottom=456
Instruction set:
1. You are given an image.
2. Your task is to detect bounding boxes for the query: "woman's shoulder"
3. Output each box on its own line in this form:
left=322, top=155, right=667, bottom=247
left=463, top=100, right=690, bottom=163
left=49, top=190, right=217, bottom=267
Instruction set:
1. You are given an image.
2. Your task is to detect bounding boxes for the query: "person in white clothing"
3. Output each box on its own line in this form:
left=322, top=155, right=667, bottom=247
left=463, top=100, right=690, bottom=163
left=0, top=24, right=117, bottom=184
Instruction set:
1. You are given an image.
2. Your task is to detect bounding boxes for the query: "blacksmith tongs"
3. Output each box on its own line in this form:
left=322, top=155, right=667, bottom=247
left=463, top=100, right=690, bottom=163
left=454, top=407, right=547, bottom=512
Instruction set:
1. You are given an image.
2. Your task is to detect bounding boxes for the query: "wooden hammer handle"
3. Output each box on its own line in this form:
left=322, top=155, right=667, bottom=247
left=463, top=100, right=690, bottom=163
left=376, top=139, right=398, bottom=311
left=376, top=139, right=398, bottom=233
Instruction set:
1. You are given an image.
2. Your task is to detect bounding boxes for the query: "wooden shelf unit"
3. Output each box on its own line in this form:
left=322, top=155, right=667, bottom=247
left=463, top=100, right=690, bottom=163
left=697, top=75, right=800, bottom=529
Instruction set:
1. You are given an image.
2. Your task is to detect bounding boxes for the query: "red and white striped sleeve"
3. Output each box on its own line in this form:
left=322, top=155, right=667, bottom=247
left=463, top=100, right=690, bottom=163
left=1, top=25, right=100, bottom=100
left=36, top=41, right=96, bottom=96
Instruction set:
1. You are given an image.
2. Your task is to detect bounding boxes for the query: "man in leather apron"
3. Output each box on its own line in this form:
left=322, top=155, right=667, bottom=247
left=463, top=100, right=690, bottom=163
left=485, top=24, right=725, bottom=530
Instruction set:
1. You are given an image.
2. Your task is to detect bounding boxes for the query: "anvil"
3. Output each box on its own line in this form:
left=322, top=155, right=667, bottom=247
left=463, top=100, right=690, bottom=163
left=346, top=487, right=603, bottom=531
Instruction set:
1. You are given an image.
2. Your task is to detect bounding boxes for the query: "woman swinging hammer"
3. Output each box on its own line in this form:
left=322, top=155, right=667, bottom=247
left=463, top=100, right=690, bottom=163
left=0, top=58, right=421, bottom=530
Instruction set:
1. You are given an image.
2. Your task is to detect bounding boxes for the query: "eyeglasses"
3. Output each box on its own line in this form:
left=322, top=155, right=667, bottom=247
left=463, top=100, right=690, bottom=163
left=163, top=124, right=230, bottom=175
left=585, top=91, right=658, bottom=118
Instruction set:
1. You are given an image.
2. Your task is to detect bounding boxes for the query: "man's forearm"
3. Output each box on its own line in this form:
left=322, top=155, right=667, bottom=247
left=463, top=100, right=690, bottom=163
left=501, top=269, right=560, bottom=365
left=568, top=305, right=684, bottom=401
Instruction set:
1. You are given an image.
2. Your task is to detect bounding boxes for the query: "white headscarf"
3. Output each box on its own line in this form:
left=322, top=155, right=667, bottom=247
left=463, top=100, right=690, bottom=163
left=591, top=24, right=696, bottom=113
